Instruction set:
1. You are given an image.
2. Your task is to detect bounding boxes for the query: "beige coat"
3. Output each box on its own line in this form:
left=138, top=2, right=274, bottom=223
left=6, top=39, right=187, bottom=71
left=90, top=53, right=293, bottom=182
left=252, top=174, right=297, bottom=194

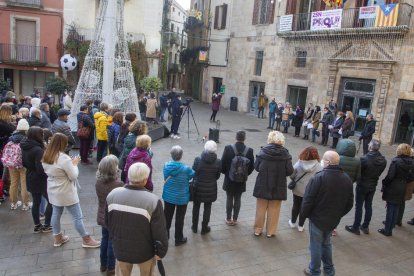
left=146, top=98, right=158, bottom=119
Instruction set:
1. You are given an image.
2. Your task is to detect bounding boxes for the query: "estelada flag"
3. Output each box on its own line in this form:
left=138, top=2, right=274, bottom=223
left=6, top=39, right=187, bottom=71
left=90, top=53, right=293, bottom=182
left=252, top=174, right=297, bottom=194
left=375, top=4, right=399, bottom=27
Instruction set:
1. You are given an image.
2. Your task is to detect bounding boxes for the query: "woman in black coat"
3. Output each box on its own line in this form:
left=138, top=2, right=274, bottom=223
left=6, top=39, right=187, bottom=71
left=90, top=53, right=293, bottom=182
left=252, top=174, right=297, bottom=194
left=378, top=143, right=414, bottom=237
left=21, top=127, right=53, bottom=233
left=330, top=111, right=345, bottom=149
left=253, top=131, right=294, bottom=238
left=292, top=106, right=304, bottom=137
left=191, top=141, right=221, bottom=234
left=340, top=111, right=354, bottom=138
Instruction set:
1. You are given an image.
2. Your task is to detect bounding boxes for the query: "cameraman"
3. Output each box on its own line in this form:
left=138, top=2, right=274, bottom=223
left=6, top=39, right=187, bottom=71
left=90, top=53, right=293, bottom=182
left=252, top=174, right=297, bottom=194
left=170, top=95, right=184, bottom=139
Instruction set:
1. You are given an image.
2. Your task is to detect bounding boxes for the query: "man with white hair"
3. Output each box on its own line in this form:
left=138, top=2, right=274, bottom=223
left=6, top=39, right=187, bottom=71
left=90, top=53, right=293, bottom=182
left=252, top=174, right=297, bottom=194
left=191, top=140, right=222, bottom=234
left=106, top=163, right=168, bottom=276
left=28, top=108, right=42, bottom=127
left=301, top=151, right=353, bottom=276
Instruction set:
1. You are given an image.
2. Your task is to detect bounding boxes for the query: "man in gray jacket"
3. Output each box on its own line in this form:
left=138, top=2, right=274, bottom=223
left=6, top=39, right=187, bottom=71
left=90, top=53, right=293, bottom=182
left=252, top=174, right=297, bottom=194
left=39, top=103, right=52, bottom=129
left=106, top=163, right=168, bottom=276
left=52, top=109, right=76, bottom=153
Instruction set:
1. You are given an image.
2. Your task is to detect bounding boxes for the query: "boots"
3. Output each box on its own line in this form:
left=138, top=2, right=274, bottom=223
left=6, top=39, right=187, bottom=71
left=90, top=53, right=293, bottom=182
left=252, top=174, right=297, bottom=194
left=191, top=224, right=198, bottom=233
left=82, top=235, right=101, bottom=248
left=54, top=233, right=70, bottom=247
left=201, top=226, right=211, bottom=235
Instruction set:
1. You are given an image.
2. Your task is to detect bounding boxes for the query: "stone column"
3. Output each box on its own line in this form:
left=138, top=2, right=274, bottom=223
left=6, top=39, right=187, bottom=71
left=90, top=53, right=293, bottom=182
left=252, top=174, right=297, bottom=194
left=374, top=64, right=393, bottom=140
left=327, top=60, right=338, bottom=100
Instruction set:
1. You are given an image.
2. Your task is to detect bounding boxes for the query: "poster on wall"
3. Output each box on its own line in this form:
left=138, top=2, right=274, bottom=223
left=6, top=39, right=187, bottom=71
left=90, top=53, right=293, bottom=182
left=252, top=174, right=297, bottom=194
left=279, top=15, right=293, bottom=32
left=311, top=9, right=342, bottom=31
left=359, top=6, right=377, bottom=19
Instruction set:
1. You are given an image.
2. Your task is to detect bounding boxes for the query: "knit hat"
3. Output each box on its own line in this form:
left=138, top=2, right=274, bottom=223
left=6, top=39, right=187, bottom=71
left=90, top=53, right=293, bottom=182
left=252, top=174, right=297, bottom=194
left=31, top=97, right=41, bottom=109
left=16, top=119, right=29, bottom=131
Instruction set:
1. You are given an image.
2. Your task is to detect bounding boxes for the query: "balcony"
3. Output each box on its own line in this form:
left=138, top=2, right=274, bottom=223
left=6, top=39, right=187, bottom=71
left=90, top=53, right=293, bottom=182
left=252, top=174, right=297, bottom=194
left=0, top=44, right=48, bottom=65
left=277, top=3, right=412, bottom=39
left=169, top=33, right=179, bottom=45
left=168, top=63, right=182, bottom=73
left=184, top=16, right=205, bottom=31
left=6, top=0, right=42, bottom=9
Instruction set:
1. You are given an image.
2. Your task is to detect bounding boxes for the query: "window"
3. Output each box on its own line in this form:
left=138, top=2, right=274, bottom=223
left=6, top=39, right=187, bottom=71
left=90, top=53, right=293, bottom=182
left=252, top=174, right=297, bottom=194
left=254, top=51, right=264, bottom=76
left=177, top=27, right=179, bottom=34
left=295, top=50, right=307, bottom=67
left=179, top=12, right=181, bottom=16
left=252, top=0, right=275, bottom=25
left=171, top=23, right=174, bottom=32
left=214, top=4, right=228, bottom=30
left=173, top=7, right=175, bottom=12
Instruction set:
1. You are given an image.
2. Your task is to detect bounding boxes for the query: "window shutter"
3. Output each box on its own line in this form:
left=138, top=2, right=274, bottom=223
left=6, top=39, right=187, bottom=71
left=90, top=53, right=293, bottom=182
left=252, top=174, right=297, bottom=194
left=252, top=0, right=259, bottom=25
left=285, top=0, right=297, bottom=15
left=221, top=4, right=228, bottom=29
left=355, top=0, right=364, bottom=8
left=268, top=0, right=276, bottom=24
left=214, top=5, right=219, bottom=29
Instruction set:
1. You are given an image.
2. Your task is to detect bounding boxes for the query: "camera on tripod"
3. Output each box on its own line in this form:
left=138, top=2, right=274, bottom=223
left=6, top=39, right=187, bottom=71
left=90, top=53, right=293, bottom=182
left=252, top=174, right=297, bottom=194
left=182, top=97, right=194, bottom=106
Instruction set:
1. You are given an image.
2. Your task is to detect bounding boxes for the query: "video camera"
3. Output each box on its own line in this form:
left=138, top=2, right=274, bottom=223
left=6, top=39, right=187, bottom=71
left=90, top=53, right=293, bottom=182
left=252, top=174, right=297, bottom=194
left=182, top=97, right=193, bottom=106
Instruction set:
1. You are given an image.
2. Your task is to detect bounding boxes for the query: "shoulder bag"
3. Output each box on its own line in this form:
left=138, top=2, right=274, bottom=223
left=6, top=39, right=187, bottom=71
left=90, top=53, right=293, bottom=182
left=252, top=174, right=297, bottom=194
left=288, top=171, right=308, bottom=190
left=77, top=115, right=91, bottom=139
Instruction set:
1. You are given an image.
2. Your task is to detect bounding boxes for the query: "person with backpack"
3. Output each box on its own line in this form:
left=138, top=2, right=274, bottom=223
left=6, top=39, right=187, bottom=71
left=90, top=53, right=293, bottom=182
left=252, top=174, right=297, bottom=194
left=221, top=131, right=254, bottom=226
left=1, top=119, right=30, bottom=210
left=253, top=131, right=294, bottom=237
left=77, top=105, right=95, bottom=164
left=0, top=105, right=16, bottom=201
left=107, top=112, right=123, bottom=157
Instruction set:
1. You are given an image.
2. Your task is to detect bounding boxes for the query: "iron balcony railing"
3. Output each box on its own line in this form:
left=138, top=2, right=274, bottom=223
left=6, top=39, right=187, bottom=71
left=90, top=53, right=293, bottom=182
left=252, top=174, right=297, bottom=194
left=0, top=44, right=48, bottom=65
left=6, top=0, right=42, bottom=8
left=277, top=3, right=412, bottom=35
left=168, top=63, right=181, bottom=73
left=184, top=16, right=205, bottom=31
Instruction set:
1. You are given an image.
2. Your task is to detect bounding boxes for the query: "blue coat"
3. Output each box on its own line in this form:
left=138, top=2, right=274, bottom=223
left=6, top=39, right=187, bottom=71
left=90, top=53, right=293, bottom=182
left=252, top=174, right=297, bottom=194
left=268, top=101, right=277, bottom=114
left=163, top=161, right=195, bottom=205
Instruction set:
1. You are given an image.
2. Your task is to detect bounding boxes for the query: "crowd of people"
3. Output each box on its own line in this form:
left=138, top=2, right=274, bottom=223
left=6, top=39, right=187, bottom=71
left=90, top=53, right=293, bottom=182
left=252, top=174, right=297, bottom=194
left=1, top=89, right=414, bottom=276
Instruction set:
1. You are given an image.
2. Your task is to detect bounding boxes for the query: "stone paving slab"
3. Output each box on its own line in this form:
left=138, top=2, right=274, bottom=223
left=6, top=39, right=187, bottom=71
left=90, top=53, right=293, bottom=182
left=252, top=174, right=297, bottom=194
left=0, top=102, right=413, bottom=275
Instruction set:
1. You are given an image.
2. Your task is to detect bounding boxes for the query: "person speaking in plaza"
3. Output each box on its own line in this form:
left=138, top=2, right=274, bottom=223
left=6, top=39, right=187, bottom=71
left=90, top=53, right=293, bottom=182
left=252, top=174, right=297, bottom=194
left=95, top=155, right=123, bottom=274
left=191, top=140, right=222, bottom=235
left=378, top=143, right=414, bottom=237
left=210, top=92, right=222, bottom=122
left=253, top=131, right=293, bottom=237
left=106, top=162, right=168, bottom=276
left=359, top=114, right=376, bottom=155
left=288, top=146, right=322, bottom=232
left=345, top=139, right=386, bottom=235
left=42, top=133, right=100, bottom=248
left=221, top=131, right=254, bottom=226
left=162, top=145, right=195, bottom=246
left=292, top=105, right=304, bottom=137
left=301, top=151, right=354, bottom=276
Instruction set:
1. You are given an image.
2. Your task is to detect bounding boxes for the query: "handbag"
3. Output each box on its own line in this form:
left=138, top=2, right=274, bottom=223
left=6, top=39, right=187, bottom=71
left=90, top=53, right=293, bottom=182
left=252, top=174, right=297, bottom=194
left=288, top=172, right=308, bottom=190
left=77, top=116, right=91, bottom=139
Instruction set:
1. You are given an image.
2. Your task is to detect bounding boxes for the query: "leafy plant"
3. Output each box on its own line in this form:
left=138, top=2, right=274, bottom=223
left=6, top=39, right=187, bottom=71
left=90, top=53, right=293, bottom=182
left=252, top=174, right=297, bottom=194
left=45, top=77, right=70, bottom=95
left=129, top=41, right=149, bottom=89
left=139, top=76, right=162, bottom=93
left=0, top=80, right=10, bottom=92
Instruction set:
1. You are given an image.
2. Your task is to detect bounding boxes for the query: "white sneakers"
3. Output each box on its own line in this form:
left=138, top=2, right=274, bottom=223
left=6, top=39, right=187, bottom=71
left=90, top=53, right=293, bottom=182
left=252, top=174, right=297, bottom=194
left=298, top=226, right=304, bottom=232
left=10, top=201, right=22, bottom=210
left=289, top=219, right=305, bottom=232
left=170, top=134, right=180, bottom=139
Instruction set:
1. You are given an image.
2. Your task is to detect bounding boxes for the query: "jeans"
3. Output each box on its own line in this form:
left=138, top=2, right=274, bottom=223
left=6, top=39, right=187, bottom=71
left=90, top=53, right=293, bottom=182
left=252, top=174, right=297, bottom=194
left=51, top=203, right=88, bottom=237
left=170, top=115, right=181, bottom=135
left=291, top=194, right=305, bottom=226
left=79, top=138, right=91, bottom=162
left=397, top=201, right=405, bottom=225
left=97, top=140, right=108, bottom=162
left=352, top=186, right=375, bottom=229
left=192, top=201, right=212, bottom=229
left=226, top=191, right=242, bottom=221
left=258, top=107, right=264, bottom=118
left=40, top=196, right=47, bottom=216
left=282, top=120, right=290, bottom=133
left=362, top=137, right=372, bottom=155
left=384, top=202, right=400, bottom=234
left=100, top=226, right=115, bottom=270
left=268, top=112, right=275, bottom=128
left=308, top=221, right=335, bottom=276
left=164, top=202, right=187, bottom=240
left=321, top=124, right=329, bottom=145
left=312, top=128, right=320, bottom=142
left=32, top=192, right=52, bottom=226
left=159, top=107, right=167, bottom=122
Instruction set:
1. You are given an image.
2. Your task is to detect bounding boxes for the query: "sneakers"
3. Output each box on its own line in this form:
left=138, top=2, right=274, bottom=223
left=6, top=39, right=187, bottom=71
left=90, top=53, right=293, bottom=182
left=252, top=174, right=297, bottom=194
left=298, top=225, right=305, bottom=232
left=288, top=219, right=297, bottom=229
left=42, top=225, right=53, bottom=233
left=34, top=224, right=43, bottom=233
left=40, top=214, right=45, bottom=221
left=360, top=226, right=369, bottom=235
left=82, top=235, right=101, bottom=248
left=201, top=226, right=211, bottom=235
left=11, top=201, right=22, bottom=210
left=22, top=203, right=31, bottom=211
left=54, top=233, right=70, bottom=247
left=173, top=135, right=181, bottom=139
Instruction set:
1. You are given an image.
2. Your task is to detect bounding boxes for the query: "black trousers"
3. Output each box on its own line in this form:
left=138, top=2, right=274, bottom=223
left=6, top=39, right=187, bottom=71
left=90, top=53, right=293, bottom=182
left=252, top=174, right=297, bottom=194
left=321, top=124, right=330, bottom=145
left=192, top=201, right=212, bottom=229
left=295, top=126, right=301, bottom=136
left=258, top=107, right=264, bottom=118
left=362, top=137, right=372, bottom=155
left=332, top=137, right=339, bottom=149
left=226, top=191, right=242, bottom=221
left=170, top=116, right=181, bottom=135
left=32, top=191, right=52, bottom=226
left=210, top=110, right=218, bottom=121
left=164, top=202, right=187, bottom=240
left=291, top=194, right=306, bottom=226
left=96, top=140, right=108, bottom=162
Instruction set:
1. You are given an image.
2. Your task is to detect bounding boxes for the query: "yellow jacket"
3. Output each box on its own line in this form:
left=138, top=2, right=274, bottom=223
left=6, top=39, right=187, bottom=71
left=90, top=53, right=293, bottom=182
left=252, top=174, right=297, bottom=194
left=94, top=111, right=109, bottom=141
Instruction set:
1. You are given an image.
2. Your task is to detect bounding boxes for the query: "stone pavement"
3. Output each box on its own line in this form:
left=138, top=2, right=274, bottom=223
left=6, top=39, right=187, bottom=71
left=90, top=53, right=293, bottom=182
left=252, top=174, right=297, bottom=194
left=0, top=102, right=413, bottom=276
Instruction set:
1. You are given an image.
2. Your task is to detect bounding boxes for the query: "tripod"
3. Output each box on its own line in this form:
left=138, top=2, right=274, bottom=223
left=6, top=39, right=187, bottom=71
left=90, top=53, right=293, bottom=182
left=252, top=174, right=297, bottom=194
left=180, top=104, right=200, bottom=139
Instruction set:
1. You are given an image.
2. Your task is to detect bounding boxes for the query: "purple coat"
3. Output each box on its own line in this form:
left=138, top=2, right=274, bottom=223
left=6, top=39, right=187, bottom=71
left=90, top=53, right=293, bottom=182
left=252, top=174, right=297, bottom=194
left=124, top=147, right=153, bottom=191
left=211, top=94, right=222, bottom=111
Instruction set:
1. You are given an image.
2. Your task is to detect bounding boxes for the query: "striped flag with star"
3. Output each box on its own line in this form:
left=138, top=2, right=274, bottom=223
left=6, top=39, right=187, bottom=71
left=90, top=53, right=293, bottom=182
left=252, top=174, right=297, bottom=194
left=375, top=4, right=399, bottom=27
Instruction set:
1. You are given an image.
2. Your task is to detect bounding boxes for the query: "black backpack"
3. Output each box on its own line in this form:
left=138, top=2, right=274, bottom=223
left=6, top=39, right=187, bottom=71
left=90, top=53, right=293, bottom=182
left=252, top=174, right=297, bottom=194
left=229, top=144, right=250, bottom=183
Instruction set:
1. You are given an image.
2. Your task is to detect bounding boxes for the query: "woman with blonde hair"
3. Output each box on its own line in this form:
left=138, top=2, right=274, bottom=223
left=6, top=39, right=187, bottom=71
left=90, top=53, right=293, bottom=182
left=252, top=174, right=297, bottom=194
left=340, top=111, right=354, bottom=138
left=42, top=133, right=100, bottom=248
left=378, top=143, right=414, bottom=236
left=253, top=131, right=294, bottom=237
left=124, top=134, right=153, bottom=191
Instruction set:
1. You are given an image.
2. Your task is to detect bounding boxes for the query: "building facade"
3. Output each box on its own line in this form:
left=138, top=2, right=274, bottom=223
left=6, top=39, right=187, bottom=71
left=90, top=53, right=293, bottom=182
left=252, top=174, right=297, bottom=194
left=166, top=0, right=187, bottom=90
left=0, top=0, right=64, bottom=96
left=63, top=0, right=163, bottom=77
left=203, top=0, right=414, bottom=145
